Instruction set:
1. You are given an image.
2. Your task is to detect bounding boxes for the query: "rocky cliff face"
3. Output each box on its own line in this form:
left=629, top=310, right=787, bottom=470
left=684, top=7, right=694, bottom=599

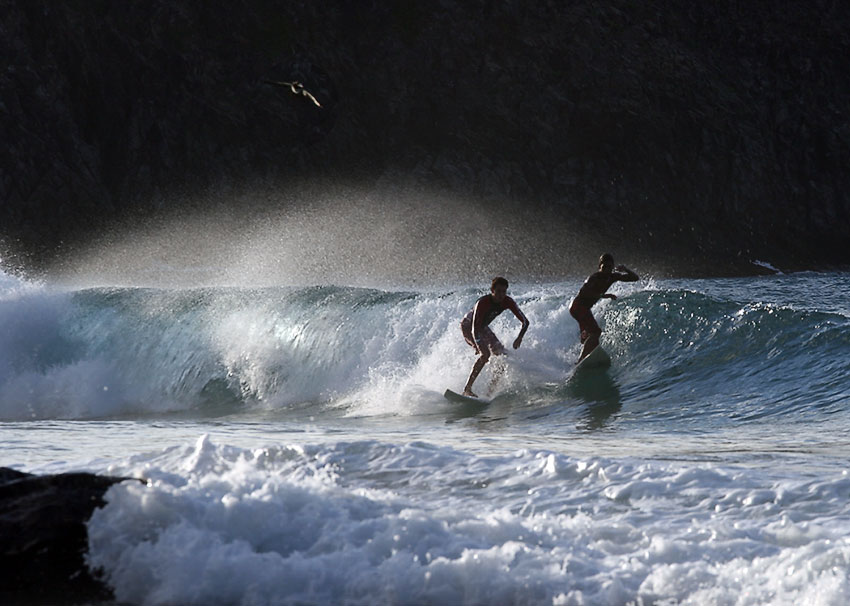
left=2, top=0, right=849, bottom=275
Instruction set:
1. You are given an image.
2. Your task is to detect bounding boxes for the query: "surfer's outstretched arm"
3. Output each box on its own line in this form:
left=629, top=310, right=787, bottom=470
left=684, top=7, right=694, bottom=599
left=614, top=265, right=639, bottom=282
left=512, top=309, right=529, bottom=349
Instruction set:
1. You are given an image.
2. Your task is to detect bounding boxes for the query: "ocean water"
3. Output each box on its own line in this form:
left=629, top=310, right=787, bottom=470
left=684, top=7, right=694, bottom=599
left=2, top=268, right=849, bottom=605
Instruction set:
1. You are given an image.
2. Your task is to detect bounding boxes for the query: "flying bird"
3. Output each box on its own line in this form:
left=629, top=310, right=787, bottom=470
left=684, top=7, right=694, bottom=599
left=262, top=79, right=322, bottom=107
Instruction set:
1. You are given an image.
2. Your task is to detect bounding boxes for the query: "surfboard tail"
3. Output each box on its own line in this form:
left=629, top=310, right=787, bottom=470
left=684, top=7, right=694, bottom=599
left=444, top=389, right=490, bottom=405
left=574, top=347, right=612, bottom=372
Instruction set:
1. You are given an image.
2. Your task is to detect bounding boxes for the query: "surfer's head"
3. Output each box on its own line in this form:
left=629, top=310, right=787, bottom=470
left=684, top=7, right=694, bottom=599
left=599, top=253, right=615, bottom=273
left=490, top=276, right=508, bottom=302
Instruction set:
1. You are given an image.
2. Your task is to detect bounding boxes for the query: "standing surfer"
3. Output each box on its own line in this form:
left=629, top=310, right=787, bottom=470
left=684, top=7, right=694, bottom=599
left=460, top=277, right=529, bottom=397
left=570, top=253, right=639, bottom=363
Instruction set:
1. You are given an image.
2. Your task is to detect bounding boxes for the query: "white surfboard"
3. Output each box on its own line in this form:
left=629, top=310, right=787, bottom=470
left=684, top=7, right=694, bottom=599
left=444, top=389, right=491, bottom=406
left=574, top=346, right=612, bottom=373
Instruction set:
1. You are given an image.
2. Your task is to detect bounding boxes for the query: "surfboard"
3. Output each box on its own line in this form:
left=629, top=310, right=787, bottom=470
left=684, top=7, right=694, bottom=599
left=574, top=346, right=612, bottom=373
left=444, top=389, right=490, bottom=406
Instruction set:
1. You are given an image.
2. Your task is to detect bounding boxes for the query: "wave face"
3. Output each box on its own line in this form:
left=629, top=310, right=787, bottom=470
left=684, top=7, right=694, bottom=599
left=1, top=271, right=849, bottom=423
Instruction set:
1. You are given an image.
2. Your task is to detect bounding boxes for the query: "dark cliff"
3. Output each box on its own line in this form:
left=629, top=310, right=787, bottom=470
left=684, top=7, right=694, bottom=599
left=0, top=467, right=139, bottom=604
left=2, top=0, right=849, bottom=277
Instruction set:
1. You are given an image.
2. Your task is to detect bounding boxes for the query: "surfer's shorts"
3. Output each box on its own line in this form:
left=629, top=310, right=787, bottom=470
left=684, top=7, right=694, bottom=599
left=569, top=301, right=601, bottom=344
left=460, top=317, right=505, bottom=356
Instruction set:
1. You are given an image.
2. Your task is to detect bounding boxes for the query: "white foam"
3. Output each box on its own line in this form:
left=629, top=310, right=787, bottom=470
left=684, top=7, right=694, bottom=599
left=87, top=437, right=850, bottom=606
left=345, top=287, right=579, bottom=416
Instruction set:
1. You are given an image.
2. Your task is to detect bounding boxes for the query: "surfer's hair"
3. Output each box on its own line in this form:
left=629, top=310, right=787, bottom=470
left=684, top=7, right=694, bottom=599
left=599, top=253, right=615, bottom=267
left=491, top=276, right=508, bottom=291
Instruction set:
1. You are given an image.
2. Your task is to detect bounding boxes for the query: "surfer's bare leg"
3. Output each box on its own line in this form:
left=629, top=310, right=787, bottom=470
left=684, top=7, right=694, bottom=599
left=578, top=333, right=600, bottom=363
left=464, top=349, right=490, bottom=397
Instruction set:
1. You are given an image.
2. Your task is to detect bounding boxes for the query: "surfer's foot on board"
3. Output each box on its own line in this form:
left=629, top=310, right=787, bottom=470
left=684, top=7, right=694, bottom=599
left=577, top=340, right=599, bottom=364
left=463, top=388, right=478, bottom=398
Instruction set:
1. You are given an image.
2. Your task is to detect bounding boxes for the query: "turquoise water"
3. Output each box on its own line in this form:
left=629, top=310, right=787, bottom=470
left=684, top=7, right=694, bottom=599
left=2, top=270, right=849, bottom=604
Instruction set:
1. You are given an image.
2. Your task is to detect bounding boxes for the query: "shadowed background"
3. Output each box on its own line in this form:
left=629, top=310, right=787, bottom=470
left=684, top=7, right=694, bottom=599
left=2, top=0, right=849, bottom=284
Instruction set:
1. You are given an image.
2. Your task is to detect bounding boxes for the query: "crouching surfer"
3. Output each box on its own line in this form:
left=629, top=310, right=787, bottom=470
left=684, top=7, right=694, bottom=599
left=461, top=277, right=529, bottom=397
left=570, top=253, right=638, bottom=363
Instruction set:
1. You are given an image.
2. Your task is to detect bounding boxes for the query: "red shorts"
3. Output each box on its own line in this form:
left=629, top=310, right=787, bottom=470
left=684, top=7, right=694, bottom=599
left=460, top=317, right=505, bottom=355
left=569, top=300, right=601, bottom=344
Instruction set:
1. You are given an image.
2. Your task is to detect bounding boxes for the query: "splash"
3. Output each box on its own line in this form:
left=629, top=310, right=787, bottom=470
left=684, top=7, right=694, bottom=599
left=45, top=180, right=603, bottom=289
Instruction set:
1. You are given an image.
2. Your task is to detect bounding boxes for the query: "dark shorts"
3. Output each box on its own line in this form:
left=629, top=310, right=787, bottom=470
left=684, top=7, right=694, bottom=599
left=569, top=300, right=601, bottom=344
left=461, top=317, right=505, bottom=355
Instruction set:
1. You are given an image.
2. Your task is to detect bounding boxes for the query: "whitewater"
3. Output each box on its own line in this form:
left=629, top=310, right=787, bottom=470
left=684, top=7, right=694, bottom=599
left=2, top=268, right=850, bottom=605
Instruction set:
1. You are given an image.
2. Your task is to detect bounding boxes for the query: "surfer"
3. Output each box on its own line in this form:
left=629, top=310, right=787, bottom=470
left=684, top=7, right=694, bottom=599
left=460, top=277, right=529, bottom=397
left=570, top=253, right=638, bottom=363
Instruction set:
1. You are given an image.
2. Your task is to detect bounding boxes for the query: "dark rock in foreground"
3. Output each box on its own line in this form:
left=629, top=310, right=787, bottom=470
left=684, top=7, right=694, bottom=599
left=0, top=467, right=139, bottom=605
